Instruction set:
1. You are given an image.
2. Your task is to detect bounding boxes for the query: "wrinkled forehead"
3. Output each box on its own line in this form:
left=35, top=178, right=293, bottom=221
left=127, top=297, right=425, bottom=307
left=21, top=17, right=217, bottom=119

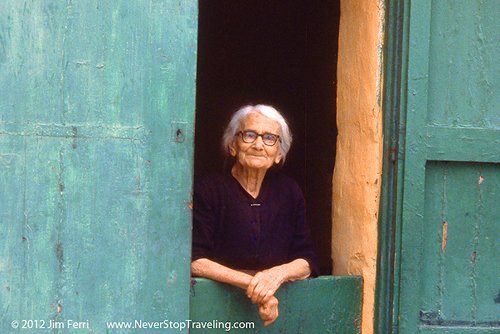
left=240, top=112, right=281, bottom=134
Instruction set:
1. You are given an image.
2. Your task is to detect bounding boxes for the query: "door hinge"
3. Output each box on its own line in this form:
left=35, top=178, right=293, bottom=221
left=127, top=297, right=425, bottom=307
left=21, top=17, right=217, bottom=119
left=389, top=147, right=398, bottom=162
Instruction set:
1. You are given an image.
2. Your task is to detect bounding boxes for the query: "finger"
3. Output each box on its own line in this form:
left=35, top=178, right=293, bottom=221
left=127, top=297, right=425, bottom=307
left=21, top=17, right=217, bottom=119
left=250, top=284, right=267, bottom=304
left=253, top=281, right=276, bottom=304
left=259, top=304, right=271, bottom=321
left=264, top=315, right=277, bottom=327
left=256, top=273, right=280, bottom=294
left=249, top=274, right=266, bottom=300
left=263, top=305, right=279, bottom=326
left=255, top=288, right=275, bottom=304
left=261, top=291, right=274, bottom=304
left=246, top=276, right=259, bottom=298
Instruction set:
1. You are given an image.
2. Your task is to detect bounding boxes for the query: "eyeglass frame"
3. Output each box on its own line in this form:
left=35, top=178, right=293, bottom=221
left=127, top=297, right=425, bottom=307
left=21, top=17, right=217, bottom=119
left=236, top=130, right=281, bottom=146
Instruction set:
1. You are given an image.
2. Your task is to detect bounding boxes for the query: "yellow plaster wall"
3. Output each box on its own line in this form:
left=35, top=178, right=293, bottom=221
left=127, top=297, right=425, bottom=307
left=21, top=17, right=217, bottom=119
left=332, top=1, right=384, bottom=333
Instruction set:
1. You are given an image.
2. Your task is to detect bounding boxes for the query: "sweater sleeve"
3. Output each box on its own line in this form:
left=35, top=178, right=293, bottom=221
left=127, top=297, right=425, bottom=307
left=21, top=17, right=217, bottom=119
left=287, top=183, right=320, bottom=277
left=191, top=178, right=217, bottom=262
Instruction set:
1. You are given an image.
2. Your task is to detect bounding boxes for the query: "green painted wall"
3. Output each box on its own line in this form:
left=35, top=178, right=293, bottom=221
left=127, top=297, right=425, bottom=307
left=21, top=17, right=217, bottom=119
left=0, top=1, right=197, bottom=333
left=396, top=0, right=500, bottom=333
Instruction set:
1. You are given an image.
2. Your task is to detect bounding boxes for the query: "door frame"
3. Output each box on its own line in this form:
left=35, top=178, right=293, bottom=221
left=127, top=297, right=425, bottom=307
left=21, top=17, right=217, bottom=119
left=375, top=0, right=409, bottom=333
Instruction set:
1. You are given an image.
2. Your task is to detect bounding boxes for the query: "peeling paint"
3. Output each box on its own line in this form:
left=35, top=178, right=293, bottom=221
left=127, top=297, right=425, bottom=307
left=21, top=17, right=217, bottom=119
left=167, top=270, right=177, bottom=284
left=441, top=221, right=448, bottom=253
left=76, top=60, right=90, bottom=66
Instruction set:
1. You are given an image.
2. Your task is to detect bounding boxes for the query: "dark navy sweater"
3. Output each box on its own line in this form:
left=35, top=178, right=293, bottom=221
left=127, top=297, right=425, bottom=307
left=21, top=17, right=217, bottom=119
left=192, top=170, right=319, bottom=276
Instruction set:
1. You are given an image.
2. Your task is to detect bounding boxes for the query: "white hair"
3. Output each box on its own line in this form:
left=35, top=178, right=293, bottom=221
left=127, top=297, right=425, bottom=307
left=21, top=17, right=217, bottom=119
left=222, top=104, right=293, bottom=164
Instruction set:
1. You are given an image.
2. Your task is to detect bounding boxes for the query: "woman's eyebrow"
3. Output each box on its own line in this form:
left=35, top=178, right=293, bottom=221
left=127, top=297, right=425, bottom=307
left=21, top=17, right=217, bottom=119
left=244, top=129, right=277, bottom=134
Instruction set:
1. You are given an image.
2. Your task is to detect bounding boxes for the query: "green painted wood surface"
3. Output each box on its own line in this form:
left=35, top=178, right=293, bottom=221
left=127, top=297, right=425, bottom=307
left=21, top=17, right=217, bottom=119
left=375, top=1, right=406, bottom=332
left=421, top=163, right=499, bottom=324
left=0, top=1, right=197, bottom=333
left=190, top=276, right=362, bottom=334
left=397, top=0, right=500, bottom=333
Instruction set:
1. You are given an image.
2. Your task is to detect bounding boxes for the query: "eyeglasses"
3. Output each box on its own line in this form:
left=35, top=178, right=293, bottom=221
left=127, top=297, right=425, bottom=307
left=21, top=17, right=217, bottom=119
left=237, top=130, right=280, bottom=146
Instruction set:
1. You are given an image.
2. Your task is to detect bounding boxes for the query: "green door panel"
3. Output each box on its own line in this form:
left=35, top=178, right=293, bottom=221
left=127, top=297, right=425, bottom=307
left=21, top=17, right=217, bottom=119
left=0, top=1, right=197, bottom=333
left=398, top=0, right=500, bottom=333
left=420, top=163, right=499, bottom=324
left=190, top=276, right=363, bottom=334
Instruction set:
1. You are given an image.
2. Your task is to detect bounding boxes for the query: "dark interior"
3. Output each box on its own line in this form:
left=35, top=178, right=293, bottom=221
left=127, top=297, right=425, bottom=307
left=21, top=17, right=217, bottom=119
left=194, top=0, right=340, bottom=275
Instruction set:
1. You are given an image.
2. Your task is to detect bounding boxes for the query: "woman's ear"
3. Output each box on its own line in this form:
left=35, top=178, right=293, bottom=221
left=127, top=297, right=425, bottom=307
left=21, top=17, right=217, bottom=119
left=228, top=142, right=237, bottom=157
left=274, top=153, right=282, bottom=165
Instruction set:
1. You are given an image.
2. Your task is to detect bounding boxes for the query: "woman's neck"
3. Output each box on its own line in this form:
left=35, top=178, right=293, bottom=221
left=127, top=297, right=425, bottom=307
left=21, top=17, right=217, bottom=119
left=231, top=164, right=267, bottom=198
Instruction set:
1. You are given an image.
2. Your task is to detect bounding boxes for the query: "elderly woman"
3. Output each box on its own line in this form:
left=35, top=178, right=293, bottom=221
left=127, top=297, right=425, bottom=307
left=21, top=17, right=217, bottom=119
left=191, top=104, right=318, bottom=326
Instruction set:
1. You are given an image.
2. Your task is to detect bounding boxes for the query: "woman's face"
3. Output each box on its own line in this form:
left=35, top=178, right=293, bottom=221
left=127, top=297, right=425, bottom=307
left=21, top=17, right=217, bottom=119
left=229, top=112, right=282, bottom=172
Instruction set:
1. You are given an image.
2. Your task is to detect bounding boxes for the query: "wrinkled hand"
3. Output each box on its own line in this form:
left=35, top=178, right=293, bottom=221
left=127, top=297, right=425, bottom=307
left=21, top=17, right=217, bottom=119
left=246, top=267, right=285, bottom=304
left=259, top=295, right=279, bottom=326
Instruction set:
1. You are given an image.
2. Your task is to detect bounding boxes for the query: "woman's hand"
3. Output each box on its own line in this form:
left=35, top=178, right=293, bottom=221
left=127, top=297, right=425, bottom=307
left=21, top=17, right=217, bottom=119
left=192, top=258, right=310, bottom=326
left=246, top=259, right=311, bottom=304
left=259, top=296, right=279, bottom=326
left=246, top=267, right=285, bottom=304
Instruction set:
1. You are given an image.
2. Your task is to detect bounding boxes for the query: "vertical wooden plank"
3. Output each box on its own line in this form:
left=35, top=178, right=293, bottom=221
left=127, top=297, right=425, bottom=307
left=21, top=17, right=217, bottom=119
left=24, top=138, right=69, bottom=324
left=420, top=162, right=446, bottom=317
left=62, top=1, right=148, bottom=126
left=440, top=164, right=479, bottom=321
left=0, top=1, right=66, bottom=124
left=474, top=164, right=500, bottom=323
left=398, top=0, right=433, bottom=332
left=0, top=136, right=26, bottom=322
left=139, top=0, right=198, bottom=321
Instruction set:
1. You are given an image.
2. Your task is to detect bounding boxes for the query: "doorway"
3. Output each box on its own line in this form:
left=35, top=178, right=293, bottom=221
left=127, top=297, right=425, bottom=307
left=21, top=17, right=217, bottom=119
left=194, top=1, right=340, bottom=275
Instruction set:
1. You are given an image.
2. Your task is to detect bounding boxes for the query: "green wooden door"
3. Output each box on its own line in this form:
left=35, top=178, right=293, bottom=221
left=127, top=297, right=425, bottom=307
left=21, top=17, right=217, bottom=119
left=397, top=1, right=500, bottom=333
left=0, top=1, right=197, bottom=333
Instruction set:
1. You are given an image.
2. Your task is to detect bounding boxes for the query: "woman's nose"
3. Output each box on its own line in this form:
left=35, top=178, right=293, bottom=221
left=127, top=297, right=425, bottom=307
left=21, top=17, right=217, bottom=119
left=252, top=136, right=265, bottom=149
